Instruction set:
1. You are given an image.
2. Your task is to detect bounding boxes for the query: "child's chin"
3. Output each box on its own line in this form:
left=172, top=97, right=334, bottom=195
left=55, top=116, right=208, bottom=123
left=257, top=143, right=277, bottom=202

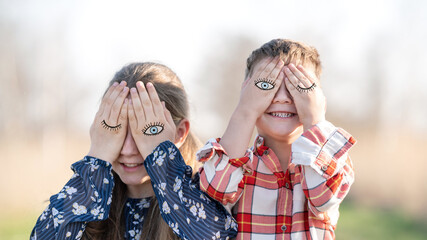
left=270, top=126, right=303, bottom=139
left=272, top=122, right=301, bottom=132
left=120, top=175, right=150, bottom=186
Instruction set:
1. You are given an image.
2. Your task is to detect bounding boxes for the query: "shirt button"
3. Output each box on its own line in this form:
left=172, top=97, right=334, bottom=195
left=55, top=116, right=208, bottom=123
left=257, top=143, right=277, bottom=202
left=185, top=165, right=193, bottom=177
left=257, top=138, right=263, bottom=144
left=281, top=225, right=287, bottom=231
left=285, top=182, right=289, bottom=188
left=264, top=150, right=269, bottom=155
left=321, top=165, right=328, bottom=171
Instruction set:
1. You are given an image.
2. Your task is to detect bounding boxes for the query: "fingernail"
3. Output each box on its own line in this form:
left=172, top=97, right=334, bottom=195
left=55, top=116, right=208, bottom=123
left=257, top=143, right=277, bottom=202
left=120, top=81, right=126, bottom=86
left=123, top=87, right=129, bottom=92
left=113, top=82, right=119, bottom=86
left=137, top=81, right=144, bottom=88
left=131, top=87, right=137, bottom=93
left=147, top=82, right=153, bottom=88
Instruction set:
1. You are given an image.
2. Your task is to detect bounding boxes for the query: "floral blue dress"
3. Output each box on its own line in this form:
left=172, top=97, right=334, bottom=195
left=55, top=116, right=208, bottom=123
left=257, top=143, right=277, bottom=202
left=30, top=141, right=238, bottom=240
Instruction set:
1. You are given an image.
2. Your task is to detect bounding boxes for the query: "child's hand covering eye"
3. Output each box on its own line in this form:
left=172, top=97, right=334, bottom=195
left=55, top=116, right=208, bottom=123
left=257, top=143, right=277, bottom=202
left=128, top=81, right=176, bottom=159
left=88, top=81, right=129, bottom=163
left=236, top=57, right=285, bottom=121
left=283, top=63, right=326, bottom=131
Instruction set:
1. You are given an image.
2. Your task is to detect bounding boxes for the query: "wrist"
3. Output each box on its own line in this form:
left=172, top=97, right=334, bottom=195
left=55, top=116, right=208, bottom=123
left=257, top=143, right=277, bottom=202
left=220, top=109, right=256, bottom=159
left=87, top=148, right=115, bottom=163
left=302, top=117, right=325, bottom=132
left=233, top=106, right=259, bottom=124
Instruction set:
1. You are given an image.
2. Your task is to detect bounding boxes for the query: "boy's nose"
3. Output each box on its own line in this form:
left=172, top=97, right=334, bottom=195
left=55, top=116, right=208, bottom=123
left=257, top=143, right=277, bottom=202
left=272, top=81, right=293, bottom=104
left=120, top=127, right=139, bottom=156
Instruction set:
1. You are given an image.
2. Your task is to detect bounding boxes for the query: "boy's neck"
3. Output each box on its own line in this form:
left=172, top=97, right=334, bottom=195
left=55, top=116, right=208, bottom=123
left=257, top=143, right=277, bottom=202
left=262, top=136, right=293, bottom=171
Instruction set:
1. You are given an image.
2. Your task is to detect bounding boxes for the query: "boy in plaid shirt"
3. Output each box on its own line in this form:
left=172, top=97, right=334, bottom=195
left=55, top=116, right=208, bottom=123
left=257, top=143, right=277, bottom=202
left=197, top=39, right=356, bottom=239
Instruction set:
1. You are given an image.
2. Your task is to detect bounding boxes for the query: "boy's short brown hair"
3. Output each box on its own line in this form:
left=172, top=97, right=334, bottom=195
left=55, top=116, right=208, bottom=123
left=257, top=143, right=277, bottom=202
left=245, top=39, right=322, bottom=79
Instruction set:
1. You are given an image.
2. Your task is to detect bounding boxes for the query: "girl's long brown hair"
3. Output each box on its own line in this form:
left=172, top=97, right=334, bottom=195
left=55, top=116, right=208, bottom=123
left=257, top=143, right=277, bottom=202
left=83, top=62, right=202, bottom=240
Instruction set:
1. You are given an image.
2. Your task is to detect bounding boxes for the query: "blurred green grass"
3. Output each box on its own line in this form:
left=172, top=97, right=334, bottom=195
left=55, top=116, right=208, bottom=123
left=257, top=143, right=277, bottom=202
left=336, top=201, right=427, bottom=240
left=0, top=211, right=38, bottom=240
left=1, top=202, right=427, bottom=239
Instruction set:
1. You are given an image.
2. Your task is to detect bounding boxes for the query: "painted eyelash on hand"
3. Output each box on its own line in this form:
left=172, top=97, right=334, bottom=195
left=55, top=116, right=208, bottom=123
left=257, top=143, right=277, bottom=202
left=142, top=122, right=165, bottom=136
left=101, top=120, right=122, bottom=131
left=254, top=78, right=276, bottom=91
left=296, top=83, right=316, bottom=93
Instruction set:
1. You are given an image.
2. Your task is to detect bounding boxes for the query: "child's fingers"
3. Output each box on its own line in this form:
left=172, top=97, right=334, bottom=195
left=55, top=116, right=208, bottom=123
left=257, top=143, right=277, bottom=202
left=268, top=58, right=285, bottom=80
left=162, top=101, right=174, bottom=127
left=128, top=99, right=138, bottom=131
left=130, top=87, right=146, bottom=125
left=241, top=76, right=250, bottom=89
left=136, top=81, right=155, bottom=120
left=104, top=81, right=119, bottom=98
left=284, top=75, right=298, bottom=96
left=98, top=81, right=119, bottom=117
left=258, top=57, right=280, bottom=79
left=102, top=82, right=119, bottom=102
left=283, top=66, right=299, bottom=88
left=252, top=57, right=275, bottom=79
left=118, top=98, right=128, bottom=127
left=275, top=71, right=285, bottom=86
left=296, top=64, right=320, bottom=86
left=286, top=64, right=312, bottom=88
left=103, top=81, right=127, bottom=119
left=146, top=82, right=163, bottom=118
left=109, top=86, right=129, bottom=124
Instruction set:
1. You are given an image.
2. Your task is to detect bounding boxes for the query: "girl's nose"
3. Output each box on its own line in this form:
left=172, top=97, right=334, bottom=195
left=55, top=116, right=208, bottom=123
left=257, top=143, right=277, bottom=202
left=120, top=127, right=139, bottom=156
left=272, top=81, right=293, bottom=104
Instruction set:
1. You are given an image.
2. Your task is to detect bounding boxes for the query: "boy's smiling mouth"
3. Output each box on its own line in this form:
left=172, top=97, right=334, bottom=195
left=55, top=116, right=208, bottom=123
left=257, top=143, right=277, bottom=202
left=268, top=112, right=296, bottom=118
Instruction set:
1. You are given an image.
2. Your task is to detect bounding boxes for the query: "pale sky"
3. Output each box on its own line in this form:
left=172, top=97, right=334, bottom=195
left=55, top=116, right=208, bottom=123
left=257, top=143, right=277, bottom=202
left=1, top=0, right=426, bottom=137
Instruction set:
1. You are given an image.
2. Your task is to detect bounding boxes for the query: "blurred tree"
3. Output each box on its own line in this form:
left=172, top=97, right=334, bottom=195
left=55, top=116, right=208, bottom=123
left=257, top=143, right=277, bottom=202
left=0, top=9, right=70, bottom=139
left=193, top=35, right=257, bottom=140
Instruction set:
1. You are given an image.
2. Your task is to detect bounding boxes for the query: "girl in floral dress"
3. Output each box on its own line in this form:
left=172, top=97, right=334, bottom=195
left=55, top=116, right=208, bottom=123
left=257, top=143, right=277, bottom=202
left=30, top=62, right=237, bottom=240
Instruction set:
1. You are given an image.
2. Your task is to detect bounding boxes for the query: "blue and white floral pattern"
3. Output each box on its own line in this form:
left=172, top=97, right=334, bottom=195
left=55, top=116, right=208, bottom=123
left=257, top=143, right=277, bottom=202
left=31, top=157, right=114, bottom=239
left=31, top=141, right=237, bottom=240
left=145, top=141, right=238, bottom=240
left=124, top=198, right=151, bottom=239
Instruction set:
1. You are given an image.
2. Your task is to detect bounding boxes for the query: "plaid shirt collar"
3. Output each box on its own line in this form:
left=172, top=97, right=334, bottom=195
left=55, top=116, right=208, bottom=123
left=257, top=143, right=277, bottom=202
left=252, top=135, right=293, bottom=190
left=254, top=135, right=269, bottom=156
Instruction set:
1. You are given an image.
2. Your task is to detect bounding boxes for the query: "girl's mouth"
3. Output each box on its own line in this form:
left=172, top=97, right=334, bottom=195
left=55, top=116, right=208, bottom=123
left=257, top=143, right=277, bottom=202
left=120, top=162, right=144, bottom=172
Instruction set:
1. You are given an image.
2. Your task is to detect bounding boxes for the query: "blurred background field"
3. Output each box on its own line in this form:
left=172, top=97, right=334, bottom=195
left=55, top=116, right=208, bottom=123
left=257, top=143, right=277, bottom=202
left=2, top=201, right=427, bottom=240
left=1, top=0, right=427, bottom=239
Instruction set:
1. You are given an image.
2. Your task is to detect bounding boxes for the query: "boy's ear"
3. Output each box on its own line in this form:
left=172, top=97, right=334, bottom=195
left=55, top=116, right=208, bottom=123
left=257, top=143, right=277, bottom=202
left=174, top=119, right=190, bottom=148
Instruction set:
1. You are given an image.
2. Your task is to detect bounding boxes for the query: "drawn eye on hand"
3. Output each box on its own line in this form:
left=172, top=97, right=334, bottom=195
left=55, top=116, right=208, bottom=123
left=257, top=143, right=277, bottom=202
left=296, top=83, right=317, bottom=93
left=142, top=122, right=165, bottom=136
left=101, top=120, right=122, bottom=131
left=254, top=78, right=276, bottom=91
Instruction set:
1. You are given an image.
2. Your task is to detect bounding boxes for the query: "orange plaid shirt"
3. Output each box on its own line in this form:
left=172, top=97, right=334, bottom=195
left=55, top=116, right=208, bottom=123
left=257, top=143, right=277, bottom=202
left=197, top=121, right=356, bottom=240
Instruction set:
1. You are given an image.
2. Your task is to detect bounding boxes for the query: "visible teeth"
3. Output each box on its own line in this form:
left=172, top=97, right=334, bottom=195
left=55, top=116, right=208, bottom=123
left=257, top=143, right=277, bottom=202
left=124, top=163, right=140, bottom=167
left=271, top=112, right=293, bottom=118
